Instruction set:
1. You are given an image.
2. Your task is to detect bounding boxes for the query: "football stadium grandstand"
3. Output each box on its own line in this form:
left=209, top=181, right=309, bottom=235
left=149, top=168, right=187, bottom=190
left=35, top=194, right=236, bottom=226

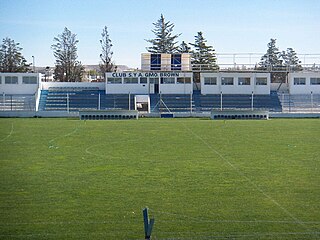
left=1, top=53, right=320, bottom=118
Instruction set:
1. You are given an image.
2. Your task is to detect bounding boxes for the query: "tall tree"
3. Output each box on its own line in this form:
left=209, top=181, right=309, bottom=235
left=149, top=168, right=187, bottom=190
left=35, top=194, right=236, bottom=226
left=51, top=27, right=84, bottom=82
left=0, top=37, right=30, bottom=72
left=99, top=26, right=114, bottom=79
left=259, top=38, right=282, bottom=69
left=189, top=32, right=218, bottom=70
left=178, top=41, right=191, bottom=53
left=281, top=47, right=302, bottom=71
left=146, top=14, right=181, bottom=53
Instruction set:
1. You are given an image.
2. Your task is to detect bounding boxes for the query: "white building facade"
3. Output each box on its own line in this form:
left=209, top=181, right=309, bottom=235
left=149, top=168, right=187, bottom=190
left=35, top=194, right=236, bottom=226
left=0, top=73, right=40, bottom=95
left=288, top=72, right=320, bottom=94
left=200, top=72, right=270, bottom=95
left=106, top=72, right=193, bottom=94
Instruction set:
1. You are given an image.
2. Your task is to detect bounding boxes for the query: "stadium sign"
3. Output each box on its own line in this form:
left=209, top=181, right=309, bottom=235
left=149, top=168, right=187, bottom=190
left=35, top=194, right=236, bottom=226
left=110, top=72, right=184, bottom=78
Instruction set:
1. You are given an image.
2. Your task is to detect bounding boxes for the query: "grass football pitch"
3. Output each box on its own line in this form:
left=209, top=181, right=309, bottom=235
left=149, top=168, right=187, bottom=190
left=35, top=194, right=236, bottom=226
left=0, top=118, right=319, bottom=239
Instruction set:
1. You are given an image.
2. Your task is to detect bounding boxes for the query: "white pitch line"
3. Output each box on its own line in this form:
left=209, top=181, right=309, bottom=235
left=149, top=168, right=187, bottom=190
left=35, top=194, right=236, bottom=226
left=0, top=122, right=13, bottom=142
left=48, top=122, right=80, bottom=149
left=181, top=122, right=311, bottom=231
left=85, top=144, right=122, bottom=160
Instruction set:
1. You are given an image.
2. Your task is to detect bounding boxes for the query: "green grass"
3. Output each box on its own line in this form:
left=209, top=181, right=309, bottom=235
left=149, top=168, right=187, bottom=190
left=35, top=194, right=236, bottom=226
left=0, top=118, right=319, bottom=239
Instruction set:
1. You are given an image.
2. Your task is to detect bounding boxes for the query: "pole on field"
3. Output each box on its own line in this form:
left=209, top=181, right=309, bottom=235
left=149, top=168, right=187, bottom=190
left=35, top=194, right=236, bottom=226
left=143, top=208, right=154, bottom=240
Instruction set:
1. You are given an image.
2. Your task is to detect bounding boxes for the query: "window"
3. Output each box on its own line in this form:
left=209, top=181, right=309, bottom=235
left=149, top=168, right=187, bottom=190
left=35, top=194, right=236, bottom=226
left=124, top=78, right=138, bottom=84
left=294, top=77, right=306, bottom=85
left=256, top=77, right=267, bottom=85
left=140, top=77, right=147, bottom=84
left=5, top=76, right=18, bottom=84
left=221, top=77, right=233, bottom=85
left=204, top=77, right=217, bottom=85
left=161, top=77, right=175, bottom=84
left=149, top=78, right=159, bottom=84
left=177, top=77, right=191, bottom=84
left=151, top=54, right=161, bottom=70
left=171, top=54, right=181, bottom=70
left=107, top=77, right=122, bottom=84
left=22, top=76, right=37, bottom=84
left=238, top=77, right=250, bottom=85
left=310, top=78, right=320, bottom=85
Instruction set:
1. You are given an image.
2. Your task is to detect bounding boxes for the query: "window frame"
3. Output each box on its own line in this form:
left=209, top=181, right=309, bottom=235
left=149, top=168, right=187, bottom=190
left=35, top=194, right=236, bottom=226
left=238, top=77, right=251, bottom=85
left=140, top=77, right=148, bottom=84
left=171, top=54, right=182, bottom=70
left=151, top=54, right=161, bottom=71
left=22, top=76, right=38, bottom=84
left=310, top=78, right=320, bottom=85
left=255, top=77, right=268, bottom=85
left=107, top=77, right=122, bottom=84
left=161, top=77, right=175, bottom=84
left=204, top=77, right=217, bottom=85
left=221, top=77, right=234, bottom=85
left=293, top=77, right=306, bottom=85
left=5, top=76, right=19, bottom=84
left=149, top=78, right=159, bottom=84
left=177, top=77, right=191, bottom=84
left=124, top=77, right=139, bottom=84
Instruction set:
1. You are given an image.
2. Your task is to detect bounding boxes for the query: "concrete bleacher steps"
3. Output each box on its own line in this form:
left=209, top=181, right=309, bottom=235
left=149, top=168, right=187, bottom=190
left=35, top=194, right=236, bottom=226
left=279, top=93, right=320, bottom=112
left=40, top=88, right=135, bottom=111
left=197, top=94, right=282, bottom=112
left=0, top=95, right=36, bottom=111
left=38, top=87, right=283, bottom=113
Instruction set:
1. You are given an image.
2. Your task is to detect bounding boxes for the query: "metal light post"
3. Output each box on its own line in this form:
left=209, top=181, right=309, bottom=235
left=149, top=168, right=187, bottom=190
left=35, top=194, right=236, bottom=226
left=32, top=56, right=35, bottom=72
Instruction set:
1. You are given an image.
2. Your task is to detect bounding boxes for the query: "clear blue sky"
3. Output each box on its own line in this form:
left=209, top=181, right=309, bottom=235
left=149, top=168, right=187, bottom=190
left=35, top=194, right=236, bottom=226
left=1, top=0, right=319, bottom=68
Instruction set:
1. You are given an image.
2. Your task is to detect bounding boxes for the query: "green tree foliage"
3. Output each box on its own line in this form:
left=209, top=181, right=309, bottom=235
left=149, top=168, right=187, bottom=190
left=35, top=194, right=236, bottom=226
left=178, top=41, right=191, bottom=53
left=259, top=39, right=303, bottom=82
left=51, top=27, right=84, bottom=82
left=259, top=38, right=282, bottom=69
left=0, top=37, right=30, bottom=72
left=281, top=47, right=302, bottom=71
left=189, top=32, right=218, bottom=70
left=99, top=26, right=114, bottom=78
left=146, top=14, right=181, bottom=53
